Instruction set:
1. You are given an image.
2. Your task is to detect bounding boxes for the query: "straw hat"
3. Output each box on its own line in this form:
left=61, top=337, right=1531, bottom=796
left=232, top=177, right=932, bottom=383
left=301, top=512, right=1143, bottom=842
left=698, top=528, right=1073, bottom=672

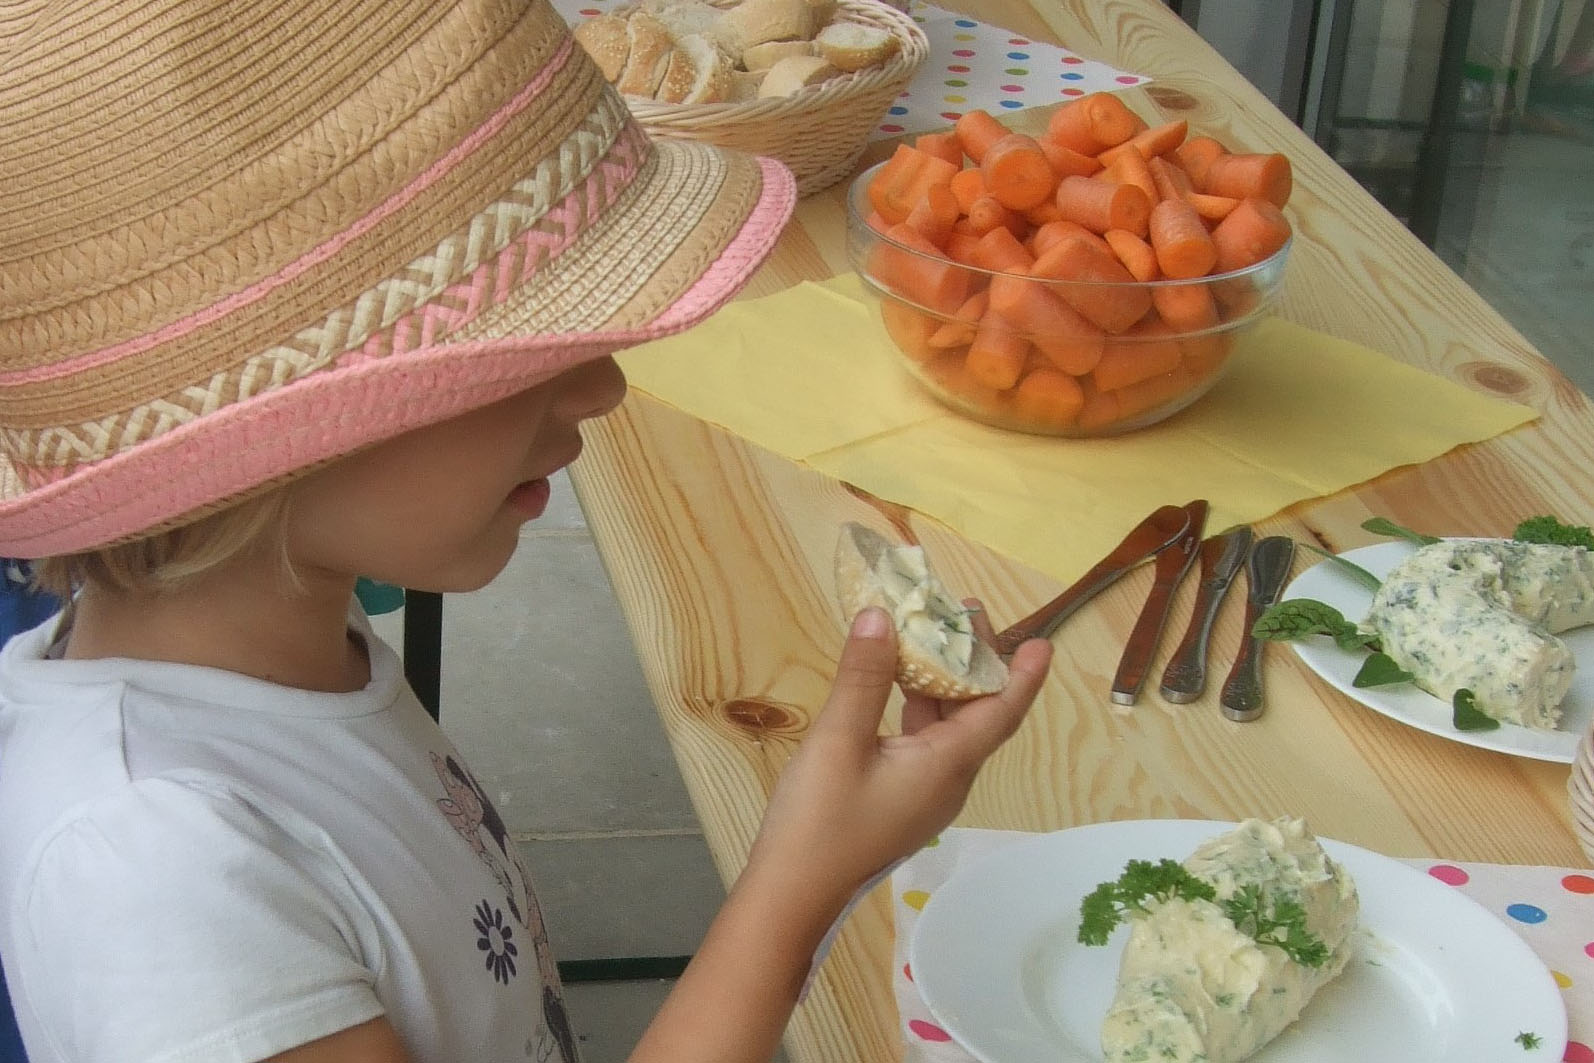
left=0, top=0, right=796, bottom=558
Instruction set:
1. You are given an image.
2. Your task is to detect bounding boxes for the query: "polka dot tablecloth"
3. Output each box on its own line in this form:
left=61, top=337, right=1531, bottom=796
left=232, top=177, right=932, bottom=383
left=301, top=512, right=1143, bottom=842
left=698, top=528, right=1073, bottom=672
left=880, top=3, right=1147, bottom=137
left=548, top=0, right=1149, bottom=140
left=889, top=828, right=1592, bottom=1062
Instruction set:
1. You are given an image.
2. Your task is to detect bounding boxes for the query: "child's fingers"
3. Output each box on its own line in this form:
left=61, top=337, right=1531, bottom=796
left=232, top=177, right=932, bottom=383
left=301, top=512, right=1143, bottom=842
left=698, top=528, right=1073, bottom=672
left=929, top=638, right=1051, bottom=763
left=815, top=607, right=901, bottom=744
left=962, top=596, right=999, bottom=647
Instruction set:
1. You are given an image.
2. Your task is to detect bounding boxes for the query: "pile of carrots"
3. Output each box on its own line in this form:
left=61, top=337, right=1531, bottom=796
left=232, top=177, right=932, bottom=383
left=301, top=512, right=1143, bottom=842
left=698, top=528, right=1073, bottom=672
left=860, top=92, right=1294, bottom=434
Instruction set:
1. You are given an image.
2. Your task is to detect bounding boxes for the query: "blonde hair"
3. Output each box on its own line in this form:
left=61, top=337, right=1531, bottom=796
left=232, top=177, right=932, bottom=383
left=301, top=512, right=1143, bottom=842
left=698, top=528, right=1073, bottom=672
left=30, top=491, right=294, bottom=600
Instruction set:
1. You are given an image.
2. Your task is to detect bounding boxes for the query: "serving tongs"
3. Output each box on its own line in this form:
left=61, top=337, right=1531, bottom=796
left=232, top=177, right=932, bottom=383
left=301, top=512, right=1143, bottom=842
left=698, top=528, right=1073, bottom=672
left=991, top=503, right=1193, bottom=657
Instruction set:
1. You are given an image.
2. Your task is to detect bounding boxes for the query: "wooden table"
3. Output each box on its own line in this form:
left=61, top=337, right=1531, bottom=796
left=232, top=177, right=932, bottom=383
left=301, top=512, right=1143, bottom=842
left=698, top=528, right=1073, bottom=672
left=569, top=2, right=1593, bottom=1058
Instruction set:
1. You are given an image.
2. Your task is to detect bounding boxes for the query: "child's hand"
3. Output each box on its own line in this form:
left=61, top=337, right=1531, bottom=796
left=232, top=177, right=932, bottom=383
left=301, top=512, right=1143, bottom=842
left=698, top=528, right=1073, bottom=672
left=745, top=603, right=1051, bottom=910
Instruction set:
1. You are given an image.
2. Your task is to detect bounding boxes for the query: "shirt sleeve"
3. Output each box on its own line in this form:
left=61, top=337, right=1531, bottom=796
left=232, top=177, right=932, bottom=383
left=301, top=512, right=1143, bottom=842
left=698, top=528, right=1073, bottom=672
left=10, top=777, right=387, bottom=1063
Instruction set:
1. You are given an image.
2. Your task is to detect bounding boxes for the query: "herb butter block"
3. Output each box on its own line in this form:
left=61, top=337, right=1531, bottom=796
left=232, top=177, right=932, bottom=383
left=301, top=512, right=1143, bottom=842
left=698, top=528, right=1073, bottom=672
left=1364, top=539, right=1594, bottom=729
left=1101, top=818, right=1359, bottom=1063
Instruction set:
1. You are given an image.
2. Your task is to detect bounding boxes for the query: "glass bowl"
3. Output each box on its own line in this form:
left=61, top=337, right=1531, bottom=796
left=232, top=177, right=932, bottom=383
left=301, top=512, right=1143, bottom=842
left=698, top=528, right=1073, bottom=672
left=845, top=161, right=1291, bottom=437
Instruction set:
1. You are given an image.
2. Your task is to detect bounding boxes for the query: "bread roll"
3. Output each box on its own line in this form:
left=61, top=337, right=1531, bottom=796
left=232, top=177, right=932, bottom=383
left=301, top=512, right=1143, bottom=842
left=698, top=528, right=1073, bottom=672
left=716, top=0, right=814, bottom=55
left=756, top=53, right=840, bottom=97
left=833, top=523, right=1008, bottom=699
left=643, top=0, right=740, bottom=55
left=740, top=38, right=815, bottom=72
left=814, top=20, right=899, bottom=72
left=726, top=68, right=767, bottom=101
left=678, top=34, right=734, bottom=104
left=572, top=13, right=631, bottom=83
left=616, top=12, right=675, bottom=97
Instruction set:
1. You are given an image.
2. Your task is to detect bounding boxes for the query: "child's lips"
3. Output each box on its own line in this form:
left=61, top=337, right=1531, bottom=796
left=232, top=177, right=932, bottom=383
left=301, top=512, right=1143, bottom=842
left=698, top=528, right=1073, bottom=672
left=507, top=477, right=551, bottom=519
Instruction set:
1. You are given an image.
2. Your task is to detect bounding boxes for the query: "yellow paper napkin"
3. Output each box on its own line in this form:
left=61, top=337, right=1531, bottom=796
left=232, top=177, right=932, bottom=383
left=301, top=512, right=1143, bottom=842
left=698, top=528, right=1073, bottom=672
left=618, top=274, right=1536, bottom=585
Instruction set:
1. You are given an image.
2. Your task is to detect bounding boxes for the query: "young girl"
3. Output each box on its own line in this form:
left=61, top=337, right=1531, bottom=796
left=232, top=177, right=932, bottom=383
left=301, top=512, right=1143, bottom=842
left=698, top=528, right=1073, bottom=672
left=0, top=0, right=1052, bottom=1061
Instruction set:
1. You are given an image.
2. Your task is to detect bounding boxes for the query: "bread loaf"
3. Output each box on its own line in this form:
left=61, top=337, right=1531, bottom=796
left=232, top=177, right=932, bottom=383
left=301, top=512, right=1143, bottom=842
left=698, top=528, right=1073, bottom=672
left=833, top=523, right=1008, bottom=699
left=572, top=0, right=900, bottom=103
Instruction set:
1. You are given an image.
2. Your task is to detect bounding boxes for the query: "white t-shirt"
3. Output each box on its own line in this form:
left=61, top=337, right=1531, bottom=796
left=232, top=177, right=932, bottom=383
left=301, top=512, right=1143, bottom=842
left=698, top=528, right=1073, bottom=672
left=0, top=609, right=579, bottom=1063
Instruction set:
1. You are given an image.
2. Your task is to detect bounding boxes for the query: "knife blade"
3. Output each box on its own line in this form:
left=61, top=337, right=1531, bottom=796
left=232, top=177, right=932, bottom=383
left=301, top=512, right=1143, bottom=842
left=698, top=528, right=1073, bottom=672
left=1219, top=536, right=1297, bottom=721
left=1159, top=525, right=1254, bottom=703
left=991, top=503, right=1192, bottom=657
left=1111, top=499, right=1209, bottom=705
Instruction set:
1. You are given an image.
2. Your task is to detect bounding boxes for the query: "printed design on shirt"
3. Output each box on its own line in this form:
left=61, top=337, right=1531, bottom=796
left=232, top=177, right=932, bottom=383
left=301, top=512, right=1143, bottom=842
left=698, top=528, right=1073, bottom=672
left=431, top=751, right=533, bottom=927
left=473, top=899, right=519, bottom=984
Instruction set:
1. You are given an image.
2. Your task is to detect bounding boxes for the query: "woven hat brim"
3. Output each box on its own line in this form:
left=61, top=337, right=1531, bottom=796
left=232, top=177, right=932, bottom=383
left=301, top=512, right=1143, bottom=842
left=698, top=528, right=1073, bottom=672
left=0, top=147, right=795, bottom=558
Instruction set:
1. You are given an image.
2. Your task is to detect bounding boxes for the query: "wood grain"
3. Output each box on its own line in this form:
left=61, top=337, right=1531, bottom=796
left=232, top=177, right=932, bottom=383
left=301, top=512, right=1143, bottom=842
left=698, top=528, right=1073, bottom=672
left=568, top=2, right=1591, bottom=1058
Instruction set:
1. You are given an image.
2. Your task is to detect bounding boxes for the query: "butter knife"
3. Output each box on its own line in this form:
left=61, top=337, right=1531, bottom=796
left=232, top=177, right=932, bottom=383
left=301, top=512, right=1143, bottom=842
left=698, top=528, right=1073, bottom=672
left=1159, top=526, right=1253, bottom=703
left=1219, top=536, right=1297, bottom=721
left=991, top=503, right=1192, bottom=657
left=1110, top=499, right=1209, bottom=705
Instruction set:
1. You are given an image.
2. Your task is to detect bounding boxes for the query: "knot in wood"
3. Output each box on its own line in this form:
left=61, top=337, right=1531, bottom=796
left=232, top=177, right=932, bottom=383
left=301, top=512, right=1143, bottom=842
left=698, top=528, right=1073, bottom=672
left=721, top=698, right=805, bottom=737
left=1144, top=86, right=1199, bottom=111
left=1461, top=362, right=1529, bottom=396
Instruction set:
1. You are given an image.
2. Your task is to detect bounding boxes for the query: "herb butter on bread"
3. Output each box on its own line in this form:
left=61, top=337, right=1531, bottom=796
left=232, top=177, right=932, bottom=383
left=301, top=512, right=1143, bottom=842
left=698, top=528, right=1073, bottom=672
left=833, top=522, right=1007, bottom=699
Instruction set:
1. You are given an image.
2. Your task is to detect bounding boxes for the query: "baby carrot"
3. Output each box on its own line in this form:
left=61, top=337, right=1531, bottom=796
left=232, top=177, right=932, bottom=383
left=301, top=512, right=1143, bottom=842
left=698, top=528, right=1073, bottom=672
left=1012, top=366, right=1085, bottom=428
left=1103, top=228, right=1159, bottom=282
left=920, top=349, right=1007, bottom=412
left=1173, top=135, right=1226, bottom=188
left=1181, top=330, right=1235, bottom=376
left=869, top=222, right=972, bottom=315
left=1053, top=174, right=1152, bottom=236
left=981, top=133, right=1057, bottom=210
left=1201, top=152, right=1292, bottom=207
left=1184, top=191, right=1239, bottom=222
left=949, top=167, right=988, bottom=214
left=1046, top=92, right=1142, bottom=155
left=1037, top=136, right=1102, bottom=180
left=987, top=275, right=1105, bottom=374
left=1148, top=196, right=1217, bottom=279
left=965, top=194, right=1026, bottom=239
left=1099, top=119, right=1188, bottom=165
left=1098, top=148, right=1157, bottom=204
left=868, top=143, right=960, bottom=225
left=1092, top=316, right=1182, bottom=390
left=954, top=109, right=1014, bottom=164
left=1076, top=386, right=1122, bottom=432
left=1022, top=198, right=1065, bottom=226
left=878, top=299, right=941, bottom=363
left=944, top=229, right=984, bottom=267
left=1150, top=281, right=1219, bottom=333
left=965, top=313, right=1031, bottom=390
left=969, top=226, right=1035, bottom=273
left=1148, top=155, right=1194, bottom=202
left=904, top=180, right=960, bottom=247
left=1210, top=196, right=1291, bottom=273
left=1030, top=237, right=1153, bottom=334
left=928, top=290, right=989, bottom=348
left=1031, top=219, right=1111, bottom=259
left=1113, top=365, right=1197, bottom=421
left=914, top=130, right=965, bottom=168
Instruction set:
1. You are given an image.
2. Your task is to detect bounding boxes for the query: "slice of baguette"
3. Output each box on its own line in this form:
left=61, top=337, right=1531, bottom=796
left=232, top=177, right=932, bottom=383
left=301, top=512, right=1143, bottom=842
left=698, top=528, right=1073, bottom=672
left=715, top=0, right=815, bottom=55
left=814, top=20, right=899, bottom=72
left=740, top=38, right=815, bottom=72
left=654, top=44, right=698, bottom=103
left=756, top=53, right=840, bottom=97
left=834, top=522, right=1008, bottom=699
left=616, top=12, right=676, bottom=97
left=572, top=13, right=631, bottom=84
left=679, top=34, right=735, bottom=104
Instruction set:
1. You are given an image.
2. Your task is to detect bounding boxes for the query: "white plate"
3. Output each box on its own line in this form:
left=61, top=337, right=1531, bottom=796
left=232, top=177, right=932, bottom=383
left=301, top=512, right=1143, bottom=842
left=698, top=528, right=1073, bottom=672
left=1284, top=539, right=1592, bottom=763
left=909, top=820, right=1567, bottom=1063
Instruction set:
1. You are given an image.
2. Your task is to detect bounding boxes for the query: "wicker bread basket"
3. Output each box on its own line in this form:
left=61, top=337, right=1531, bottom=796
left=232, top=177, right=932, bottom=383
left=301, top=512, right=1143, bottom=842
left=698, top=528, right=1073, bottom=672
left=622, top=0, right=929, bottom=197
left=1570, top=723, right=1594, bottom=864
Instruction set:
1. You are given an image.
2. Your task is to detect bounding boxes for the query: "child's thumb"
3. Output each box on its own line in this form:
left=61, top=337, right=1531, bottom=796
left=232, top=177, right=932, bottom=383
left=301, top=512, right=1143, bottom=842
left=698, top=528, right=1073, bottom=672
left=817, top=607, right=899, bottom=742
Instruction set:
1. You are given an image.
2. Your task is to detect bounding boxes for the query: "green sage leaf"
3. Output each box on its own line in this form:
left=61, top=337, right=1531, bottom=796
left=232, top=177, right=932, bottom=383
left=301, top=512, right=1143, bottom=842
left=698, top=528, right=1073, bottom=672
left=1452, top=689, right=1501, bottom=732
left=1361, top=517, right=1440, bottom=546
left=1296, top=540, right=1383, bottom=592
left=1352, top=652, right=1414, bottom=688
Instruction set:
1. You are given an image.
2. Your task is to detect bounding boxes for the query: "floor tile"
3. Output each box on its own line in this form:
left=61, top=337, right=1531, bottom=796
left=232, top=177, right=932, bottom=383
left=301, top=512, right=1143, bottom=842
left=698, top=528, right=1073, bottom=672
left=428, top=533, right=702, bottom=835
left=562, top=978, right=789, bottom=1063
left=526, top=833, right=725, bottom=961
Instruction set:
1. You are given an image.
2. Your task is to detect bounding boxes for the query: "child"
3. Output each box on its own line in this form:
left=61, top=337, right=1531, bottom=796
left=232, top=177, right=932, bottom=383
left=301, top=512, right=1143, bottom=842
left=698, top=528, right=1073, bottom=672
left=0, top=0, right=1053, bottom=1060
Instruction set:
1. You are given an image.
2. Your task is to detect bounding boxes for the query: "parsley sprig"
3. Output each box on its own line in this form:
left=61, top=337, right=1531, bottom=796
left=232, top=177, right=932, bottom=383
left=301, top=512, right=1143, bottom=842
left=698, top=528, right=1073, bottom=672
left=1514, top=515, right=1594, bottom=549
left=1078, top=859, right=1214, bottom=946
left=1220, top=884, right=1330, bottom=968
left=1078, top=860, right=1330, bottom=968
